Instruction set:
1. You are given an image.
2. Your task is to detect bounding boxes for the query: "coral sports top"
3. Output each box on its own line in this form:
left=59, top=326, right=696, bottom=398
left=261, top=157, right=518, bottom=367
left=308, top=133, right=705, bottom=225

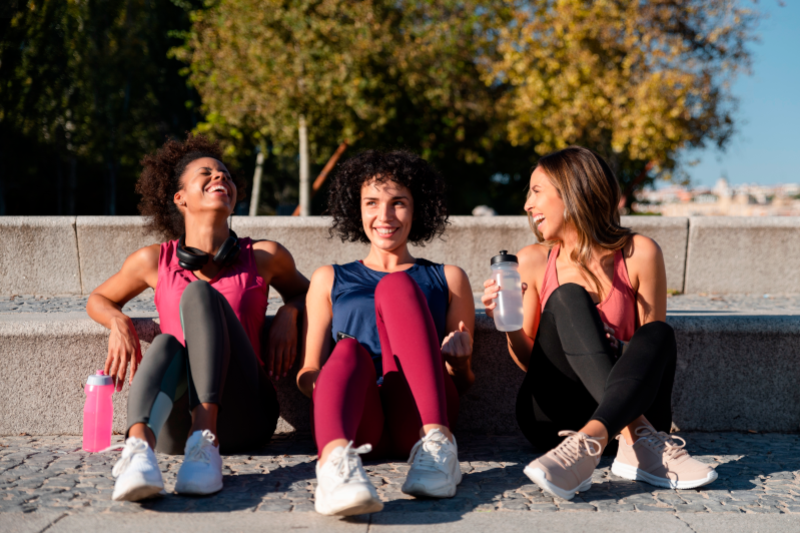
left=154, top=237, right=269, bottom=363
left=539, top=244, right=636, bottom=342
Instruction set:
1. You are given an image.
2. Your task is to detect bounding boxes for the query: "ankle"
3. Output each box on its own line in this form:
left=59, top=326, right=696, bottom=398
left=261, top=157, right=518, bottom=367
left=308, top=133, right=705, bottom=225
left=319, top=439, right=349, bottom=466
left=129, top=423, right=156, bottom=449
left=578, top=420, right=609, bottom=453
left=421, top=424, right=453, bottom=443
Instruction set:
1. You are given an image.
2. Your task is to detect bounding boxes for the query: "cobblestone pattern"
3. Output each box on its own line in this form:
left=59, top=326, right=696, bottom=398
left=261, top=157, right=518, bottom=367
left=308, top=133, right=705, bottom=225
left=2, top=432, right=800, bottom=515
left=4, top=293, right=800, bottom=315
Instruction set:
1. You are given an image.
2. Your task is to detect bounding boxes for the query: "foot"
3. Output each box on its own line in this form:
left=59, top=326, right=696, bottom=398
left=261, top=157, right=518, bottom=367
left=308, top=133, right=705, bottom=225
left=524, top=430, right=603, bottom=501
left=401, top=428, right=462, bottom=498
left=314, top=442, right=383, bottom=516
left=111, top=437, right=165, bottom=501
left=611, top=426, right=718, bottom=489
left=175, top=430, right=223, bottom=495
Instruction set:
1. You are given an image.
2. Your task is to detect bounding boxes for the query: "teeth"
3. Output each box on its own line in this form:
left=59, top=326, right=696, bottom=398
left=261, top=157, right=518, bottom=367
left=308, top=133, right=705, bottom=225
left=533, top=215, right=545, bottom=224
left=375, top=228, right=395, bottom=235
left=208, top=186, right=227, bottom=194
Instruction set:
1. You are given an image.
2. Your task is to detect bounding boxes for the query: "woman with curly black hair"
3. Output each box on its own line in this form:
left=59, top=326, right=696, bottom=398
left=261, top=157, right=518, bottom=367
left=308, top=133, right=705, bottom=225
left=297, top=150, right=475, bottom=516
left=87, top=134, right=309, bottom=502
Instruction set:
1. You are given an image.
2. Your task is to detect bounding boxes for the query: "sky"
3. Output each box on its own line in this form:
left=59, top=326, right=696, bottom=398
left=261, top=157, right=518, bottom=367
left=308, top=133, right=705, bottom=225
left=680, top=0, right=800, bottom=188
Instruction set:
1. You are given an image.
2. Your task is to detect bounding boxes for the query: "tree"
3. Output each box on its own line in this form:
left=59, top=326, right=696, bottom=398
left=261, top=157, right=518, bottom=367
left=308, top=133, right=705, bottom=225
left=174, top=0, right=531, bottom=215
left=489, top=0, right=760, bottom=207
left=178, top=0, right=760, bottom=214
left=0, top=0, right=201, bottom=215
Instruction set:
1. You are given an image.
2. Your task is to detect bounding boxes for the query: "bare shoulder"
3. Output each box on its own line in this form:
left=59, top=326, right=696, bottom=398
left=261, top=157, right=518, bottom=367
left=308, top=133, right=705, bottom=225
left=517, top=243, right=549, bottom=270
left=251, top=238, right=282, bottom=254
left=309, top=265, right=336, bottom=291
left=443, top=264, right=469, bottom=285
left=124, top=244, right=160, bottom=272
left=625, top=234, right=663, bottom=265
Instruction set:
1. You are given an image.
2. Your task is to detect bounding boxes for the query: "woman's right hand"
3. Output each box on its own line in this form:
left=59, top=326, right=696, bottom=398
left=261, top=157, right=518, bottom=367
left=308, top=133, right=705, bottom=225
left=104, top=315, right=143, bottom=392
left=482, top=278, right=529, bottom=319
left=481, top=278, right=501, bottom=318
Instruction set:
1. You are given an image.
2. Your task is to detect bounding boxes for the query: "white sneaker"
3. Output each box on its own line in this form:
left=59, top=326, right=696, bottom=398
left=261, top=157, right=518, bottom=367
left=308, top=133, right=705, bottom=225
left=111, top=437, right=165, bottom=501
left=401, top=428, right=462, bottom=498
left=314, top=442, right=383, bottom=516
left=175, top=430, right=223, bottom=495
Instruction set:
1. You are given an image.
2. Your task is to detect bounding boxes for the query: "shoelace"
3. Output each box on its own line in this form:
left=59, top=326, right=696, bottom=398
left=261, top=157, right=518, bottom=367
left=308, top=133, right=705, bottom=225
left=407, top=429, right=451, bottom=473
left=185, top=429, right=216, bottom=465
left=110, top=438, right=148, bottom=478
left=551, top=430, right=603, bottom=467
left=330, top=441, right=372, bottom=483
left=635, top=426, right=687, bottom=460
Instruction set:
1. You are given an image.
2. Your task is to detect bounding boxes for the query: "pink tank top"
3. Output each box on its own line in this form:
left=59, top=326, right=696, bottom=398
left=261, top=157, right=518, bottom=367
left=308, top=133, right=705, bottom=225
left=154, top=237, right=269, bottom=364
left=539, top=244, right=636, bottom=342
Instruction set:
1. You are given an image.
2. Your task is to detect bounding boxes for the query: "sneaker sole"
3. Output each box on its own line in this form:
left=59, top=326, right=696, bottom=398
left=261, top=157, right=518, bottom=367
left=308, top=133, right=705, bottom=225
left=112, top=478, right=164, bottom=502
left=401, top=466, right=463, bottom=499
left=314, top=490, right=384, bottom=516
left=175, top=479, right=223, bottom=496
left=610, top=460, right=719, bottom=489
left=523, top=466, right=592, bottom=501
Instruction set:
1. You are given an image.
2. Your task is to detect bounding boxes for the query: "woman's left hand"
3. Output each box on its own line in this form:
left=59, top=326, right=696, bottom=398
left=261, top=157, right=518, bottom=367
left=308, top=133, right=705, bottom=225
left=441, top=320, right=473, bottom=373
left=267, top=305, right=299, bottom=379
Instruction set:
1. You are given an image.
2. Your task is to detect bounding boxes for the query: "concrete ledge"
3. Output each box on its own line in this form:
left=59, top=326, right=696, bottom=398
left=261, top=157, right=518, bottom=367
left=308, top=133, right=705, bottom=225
left=0, top=217, right=81, bottom=295
left=685, top=217, right=800, bottom=294
left=76, top=217, right=163, bottom=294
left=233, top=216, right=539, bottom=293
left=2, top=309, right=799, bottom=436
left=623, top=216, right=688, bottom=293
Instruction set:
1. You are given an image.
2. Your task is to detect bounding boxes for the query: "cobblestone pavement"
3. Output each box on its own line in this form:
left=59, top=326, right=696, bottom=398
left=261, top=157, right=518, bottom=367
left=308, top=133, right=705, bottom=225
left=2, top=432, right=800, bottom=516
left=4, top=293, right=800, bottom=315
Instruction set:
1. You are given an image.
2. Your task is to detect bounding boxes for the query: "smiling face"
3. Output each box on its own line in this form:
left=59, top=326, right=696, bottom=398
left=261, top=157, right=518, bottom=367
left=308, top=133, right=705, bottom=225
left=524, top=166, right=568, bottom=241
left=360, top=178, right=414, bottom=252
left=173, top=157, right=236, bottom=216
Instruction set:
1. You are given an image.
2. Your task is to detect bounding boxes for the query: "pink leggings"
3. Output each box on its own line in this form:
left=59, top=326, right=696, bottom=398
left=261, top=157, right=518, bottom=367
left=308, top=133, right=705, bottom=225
left=313, top=272, right=459, bottom=458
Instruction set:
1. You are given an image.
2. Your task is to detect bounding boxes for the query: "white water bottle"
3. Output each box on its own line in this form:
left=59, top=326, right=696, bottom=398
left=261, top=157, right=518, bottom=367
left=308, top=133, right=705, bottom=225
left=491, top=250, right=524, bottom=332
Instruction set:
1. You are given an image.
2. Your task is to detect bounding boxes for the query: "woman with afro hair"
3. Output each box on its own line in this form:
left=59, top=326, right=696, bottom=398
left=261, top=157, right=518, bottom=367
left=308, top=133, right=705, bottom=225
left=87, top=134, right=309, bottom=502
left=297, top=150, right=475, bottom=516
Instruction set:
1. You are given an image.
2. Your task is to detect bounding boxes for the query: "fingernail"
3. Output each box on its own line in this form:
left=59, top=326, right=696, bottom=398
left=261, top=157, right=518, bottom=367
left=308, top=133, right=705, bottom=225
left=269, top=371, right=273, bottom=377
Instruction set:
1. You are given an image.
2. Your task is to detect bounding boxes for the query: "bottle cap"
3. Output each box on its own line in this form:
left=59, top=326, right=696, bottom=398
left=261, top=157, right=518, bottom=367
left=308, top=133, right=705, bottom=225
left=491, top=250, right=518, bottom=265
left=87, top=370, right=113, bottom=386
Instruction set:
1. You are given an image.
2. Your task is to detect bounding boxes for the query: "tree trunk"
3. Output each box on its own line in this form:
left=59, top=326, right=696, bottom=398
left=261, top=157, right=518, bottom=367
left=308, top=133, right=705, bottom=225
left=298, top=115, right=310, bottom=216
left=249, top=149, right=265, bottom=216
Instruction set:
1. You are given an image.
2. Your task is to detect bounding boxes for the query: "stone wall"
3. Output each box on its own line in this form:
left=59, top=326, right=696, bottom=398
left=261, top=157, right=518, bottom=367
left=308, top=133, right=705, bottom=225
left=5, top=214, right=783, bottom=296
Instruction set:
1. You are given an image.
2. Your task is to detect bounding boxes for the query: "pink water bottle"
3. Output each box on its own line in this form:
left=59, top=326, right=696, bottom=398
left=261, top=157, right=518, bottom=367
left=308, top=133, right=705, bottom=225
left=82, top=370, right=114, bottom=452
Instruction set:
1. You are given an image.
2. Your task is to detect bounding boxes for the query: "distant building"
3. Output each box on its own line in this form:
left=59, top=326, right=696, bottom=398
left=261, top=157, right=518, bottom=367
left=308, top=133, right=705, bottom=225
left=633, top=178, right=800, bottom=216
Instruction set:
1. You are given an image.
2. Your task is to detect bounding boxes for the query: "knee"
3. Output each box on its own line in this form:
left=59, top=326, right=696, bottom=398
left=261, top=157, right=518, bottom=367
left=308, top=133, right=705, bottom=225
left=179, top=280, right=214, bottom=312
left=545, top=282, right=594, bottom=313
left=326, top=338, right=372, bottom=366
left=637, top=321, right=676, bottom=355
left=375, top=271, right=416, bottom=300
left=148, top=333, right=183, bottom=357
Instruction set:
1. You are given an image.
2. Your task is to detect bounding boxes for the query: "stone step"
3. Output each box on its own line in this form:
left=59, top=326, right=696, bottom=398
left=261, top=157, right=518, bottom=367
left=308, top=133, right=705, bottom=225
left=2, top=298, right=799, bottom=436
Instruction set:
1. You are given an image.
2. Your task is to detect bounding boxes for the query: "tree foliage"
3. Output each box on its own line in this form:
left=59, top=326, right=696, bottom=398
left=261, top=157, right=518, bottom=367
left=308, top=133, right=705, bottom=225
left=0, top=0, right=200, bottom=215
left=179, top=0, right=760, bottom=213
left=491, top=0, right=759, bottom=203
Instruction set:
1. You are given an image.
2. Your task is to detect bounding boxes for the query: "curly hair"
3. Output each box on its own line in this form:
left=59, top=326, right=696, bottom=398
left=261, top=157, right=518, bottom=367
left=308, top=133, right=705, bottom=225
left=135, top=134, right=246, bottom=240
left=327, top=150, right=448, bottom=245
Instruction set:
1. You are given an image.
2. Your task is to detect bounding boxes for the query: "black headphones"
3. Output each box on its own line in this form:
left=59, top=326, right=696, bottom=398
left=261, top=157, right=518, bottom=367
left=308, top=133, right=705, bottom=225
left=176, top=230, right=240, bottom=271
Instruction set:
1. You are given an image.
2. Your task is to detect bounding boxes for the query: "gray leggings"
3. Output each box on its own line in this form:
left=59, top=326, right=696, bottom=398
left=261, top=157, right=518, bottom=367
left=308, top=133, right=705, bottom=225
left=127, top=280, right=279, bottom=455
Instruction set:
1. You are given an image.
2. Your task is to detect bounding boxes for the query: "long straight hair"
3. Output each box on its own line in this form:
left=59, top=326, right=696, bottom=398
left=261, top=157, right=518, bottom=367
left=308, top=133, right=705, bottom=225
left=528, top=146, right=633, bottom=299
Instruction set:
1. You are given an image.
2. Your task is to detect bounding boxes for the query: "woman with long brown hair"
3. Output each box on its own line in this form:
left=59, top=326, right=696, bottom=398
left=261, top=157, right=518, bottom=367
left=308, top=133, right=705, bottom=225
left=482, top=146, right=717, bottom=501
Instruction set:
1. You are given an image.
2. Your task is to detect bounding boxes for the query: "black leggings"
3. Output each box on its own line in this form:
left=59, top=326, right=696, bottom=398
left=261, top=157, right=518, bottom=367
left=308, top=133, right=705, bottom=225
left=127, top=280, right=279, bottom=455
left=516, top=283, right=676, bottom=451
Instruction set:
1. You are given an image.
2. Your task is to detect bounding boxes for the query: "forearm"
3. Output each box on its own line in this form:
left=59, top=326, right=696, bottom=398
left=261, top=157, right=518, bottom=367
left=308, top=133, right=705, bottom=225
left=86, top=293, right=130, bottom=331
left=296, top=367, right=319, bottom=398
left=446, top=359, right=475, bottom=395
left=506, top=329, right=534, bottom=371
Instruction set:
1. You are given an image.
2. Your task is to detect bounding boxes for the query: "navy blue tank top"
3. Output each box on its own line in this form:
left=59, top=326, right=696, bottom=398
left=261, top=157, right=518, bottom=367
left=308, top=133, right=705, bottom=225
left=331, top=259, right=449, bottom=377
